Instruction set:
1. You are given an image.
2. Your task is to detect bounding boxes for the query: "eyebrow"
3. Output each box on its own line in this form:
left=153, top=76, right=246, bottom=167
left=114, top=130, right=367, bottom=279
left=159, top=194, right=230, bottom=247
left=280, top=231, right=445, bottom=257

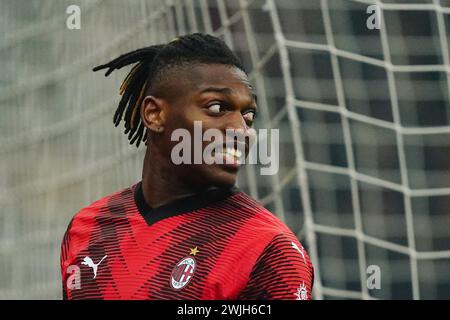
left=199, top=86, right=258, bottom=104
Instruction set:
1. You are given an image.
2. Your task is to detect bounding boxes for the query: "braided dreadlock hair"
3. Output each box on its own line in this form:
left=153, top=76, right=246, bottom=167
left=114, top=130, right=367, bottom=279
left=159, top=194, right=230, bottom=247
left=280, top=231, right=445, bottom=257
left=93, top=33, right=246, bottom=147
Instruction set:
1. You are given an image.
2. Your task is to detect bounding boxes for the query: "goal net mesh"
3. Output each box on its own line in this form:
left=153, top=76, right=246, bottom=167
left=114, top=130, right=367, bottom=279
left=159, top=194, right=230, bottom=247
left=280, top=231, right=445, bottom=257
left=0, top=0, right=449, bottom=299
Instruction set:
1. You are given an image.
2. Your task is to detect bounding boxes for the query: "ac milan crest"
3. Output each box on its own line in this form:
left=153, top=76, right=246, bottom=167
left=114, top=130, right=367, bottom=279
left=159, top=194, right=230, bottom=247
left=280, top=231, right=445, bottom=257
left=170, top=255, right=197, bottom=290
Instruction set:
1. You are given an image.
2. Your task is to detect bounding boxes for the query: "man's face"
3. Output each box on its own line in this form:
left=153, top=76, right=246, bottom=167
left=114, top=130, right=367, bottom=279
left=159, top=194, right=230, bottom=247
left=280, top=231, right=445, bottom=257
left=158, top=63, right=258, bottom=189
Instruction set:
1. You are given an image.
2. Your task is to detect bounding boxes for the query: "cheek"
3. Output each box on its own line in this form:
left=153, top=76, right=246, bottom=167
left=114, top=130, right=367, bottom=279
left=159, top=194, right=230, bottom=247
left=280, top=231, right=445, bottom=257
left=177, top=107, right=222, bottom=139
left=171, top=103, right=205, bottom=130
left=163, top=104, right=229, bottom=160
left=159, top=108, right=200, bottom=157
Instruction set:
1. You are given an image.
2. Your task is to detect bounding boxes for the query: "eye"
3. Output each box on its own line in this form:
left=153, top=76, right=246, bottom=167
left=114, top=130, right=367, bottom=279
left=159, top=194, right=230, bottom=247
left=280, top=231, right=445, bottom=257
left=243, top=110, right=256, bottom=124
left=207, top=103, right=226, bottom=114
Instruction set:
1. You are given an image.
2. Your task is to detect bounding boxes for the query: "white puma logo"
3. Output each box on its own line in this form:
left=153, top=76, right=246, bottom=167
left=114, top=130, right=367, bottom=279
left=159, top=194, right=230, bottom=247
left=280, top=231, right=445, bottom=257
left=291, top=242, right=306, bottom=263
left=81, top=255, right=107, bottom=279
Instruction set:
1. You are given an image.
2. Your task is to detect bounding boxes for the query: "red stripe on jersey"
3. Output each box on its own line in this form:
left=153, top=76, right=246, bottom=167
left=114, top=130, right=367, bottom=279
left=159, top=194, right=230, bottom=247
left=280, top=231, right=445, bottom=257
left=61, top=182, right=314, bottom=300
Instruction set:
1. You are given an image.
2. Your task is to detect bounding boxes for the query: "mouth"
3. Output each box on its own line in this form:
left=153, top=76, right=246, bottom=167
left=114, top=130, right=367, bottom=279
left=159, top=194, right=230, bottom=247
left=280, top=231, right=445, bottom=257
left=214, top=147, right=243, bottom=168
left=208, top=140, right=247, bottom=170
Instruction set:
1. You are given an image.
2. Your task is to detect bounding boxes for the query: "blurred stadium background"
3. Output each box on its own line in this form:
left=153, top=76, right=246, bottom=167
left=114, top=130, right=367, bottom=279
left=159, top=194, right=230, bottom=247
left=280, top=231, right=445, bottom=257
left=1, top=0, right=450, bottom=299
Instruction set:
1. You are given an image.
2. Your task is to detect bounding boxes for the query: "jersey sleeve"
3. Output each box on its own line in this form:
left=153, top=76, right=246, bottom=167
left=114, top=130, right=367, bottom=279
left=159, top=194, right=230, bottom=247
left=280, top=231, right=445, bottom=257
left=238, top=232, right=314, bottom=300
left=60, top=217, right=75, bottom=300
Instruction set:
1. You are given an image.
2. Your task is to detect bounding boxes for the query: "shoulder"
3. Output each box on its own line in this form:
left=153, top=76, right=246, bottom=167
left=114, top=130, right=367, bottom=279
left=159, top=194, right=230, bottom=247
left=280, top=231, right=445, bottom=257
left=238, top=229, right=315, bottom=299
left=230, top=191, right=294, bottom=236
left=231, top=193, right=315, bottom=299
left=61, top=184, right=137, bottom=255
left=227, top=191, right=314, bottom=272
left=69, top=184, right=136, bottom=227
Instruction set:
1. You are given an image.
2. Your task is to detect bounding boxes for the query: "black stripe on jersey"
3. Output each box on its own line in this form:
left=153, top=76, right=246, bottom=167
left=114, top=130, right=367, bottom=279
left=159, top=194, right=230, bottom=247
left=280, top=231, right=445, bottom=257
left=71, top=189, right=133, bottom=299
left=238, top=233, right=313, bottom=300
left=140, top=196, right=257, bottom=299
left=134, top=181, right=239, bottom=226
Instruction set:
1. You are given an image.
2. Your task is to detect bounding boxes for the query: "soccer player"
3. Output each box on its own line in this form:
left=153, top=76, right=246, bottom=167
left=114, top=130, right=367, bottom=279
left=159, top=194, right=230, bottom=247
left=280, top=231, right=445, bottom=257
left=60, top=33, right=314, bottom=300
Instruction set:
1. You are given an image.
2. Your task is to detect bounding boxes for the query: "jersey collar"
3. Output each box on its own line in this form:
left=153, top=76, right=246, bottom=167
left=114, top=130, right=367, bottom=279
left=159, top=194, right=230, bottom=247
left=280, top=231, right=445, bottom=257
left=134, top=181, right=239, bottom=226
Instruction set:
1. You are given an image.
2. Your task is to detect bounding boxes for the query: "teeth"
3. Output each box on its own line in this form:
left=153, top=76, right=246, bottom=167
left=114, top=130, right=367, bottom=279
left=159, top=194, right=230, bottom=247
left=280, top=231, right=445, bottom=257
left=224, top=147, right=242, bottom=158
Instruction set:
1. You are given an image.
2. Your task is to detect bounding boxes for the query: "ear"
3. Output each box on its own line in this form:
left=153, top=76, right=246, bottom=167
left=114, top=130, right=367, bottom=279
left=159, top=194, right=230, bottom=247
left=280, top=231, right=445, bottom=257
left=141, top=95, right=167, bottom=133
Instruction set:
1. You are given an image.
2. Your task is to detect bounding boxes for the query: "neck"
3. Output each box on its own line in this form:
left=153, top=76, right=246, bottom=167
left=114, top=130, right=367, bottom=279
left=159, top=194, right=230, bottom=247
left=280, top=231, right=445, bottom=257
left=141, top=145, right=210, bottom=208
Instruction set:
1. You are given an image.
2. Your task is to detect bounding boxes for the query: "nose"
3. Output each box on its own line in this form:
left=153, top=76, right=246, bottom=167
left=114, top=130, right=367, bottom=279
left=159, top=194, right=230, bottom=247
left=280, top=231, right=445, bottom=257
left=223, top=111, right=254, bottom=154
left=224, top=110, right=250, bottom=133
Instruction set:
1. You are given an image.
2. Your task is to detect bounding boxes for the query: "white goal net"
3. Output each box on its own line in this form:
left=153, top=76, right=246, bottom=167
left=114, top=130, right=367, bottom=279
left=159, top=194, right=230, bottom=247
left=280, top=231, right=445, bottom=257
left=0, top=0, right=449, bottom=299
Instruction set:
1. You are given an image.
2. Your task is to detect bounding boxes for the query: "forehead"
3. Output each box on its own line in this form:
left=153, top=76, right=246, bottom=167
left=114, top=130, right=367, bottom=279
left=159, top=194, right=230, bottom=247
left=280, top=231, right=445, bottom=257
left=188, top=64, right=253, bottom=94
left=155, top=63, right=254, bottom=104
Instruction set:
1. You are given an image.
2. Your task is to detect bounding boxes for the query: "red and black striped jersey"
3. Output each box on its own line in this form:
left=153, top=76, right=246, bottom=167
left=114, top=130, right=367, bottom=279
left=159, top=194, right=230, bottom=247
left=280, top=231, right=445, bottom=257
left=60, top=181, right=314, bottom=300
